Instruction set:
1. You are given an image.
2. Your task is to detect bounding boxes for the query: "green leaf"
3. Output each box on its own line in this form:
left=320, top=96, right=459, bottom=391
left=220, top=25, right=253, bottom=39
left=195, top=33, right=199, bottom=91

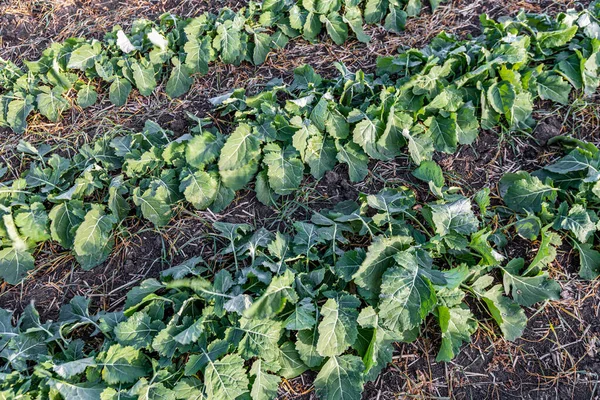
left=37, top=88, right=70, bottom=122
left=536, top=72, right=571, bottom=105
left=436, top=305, right=477, bottom=362
left=263, top=143, right=304, bottom=196
left=244, top=270, right=298, bottom=319
left=133, top=180, right=174, bottom=227
left=487, top=81, right=515, bottom=114
left=336, top=141, right=369, bottom=182
left=278, top=341, right=309, bottom=379
left=52, top=358, right=97, bottom=379
left=305, top=133, right=337, bottom=179
left=344, top=7, right=371, bottom=43
left=501, top=172, right=556, bottom=213
left=179, top=169, right=218, bottom=210
left=379, top=251, right=437, bottom=333
left=320, top=12, right=348, bottom=45
left=7, top=97, right=34, bottom=133
left=314, top=355, right=365, bottom=400
left=352, top=117, right=387, bottom=160
left=166, top=58, right=193, bottom=98
left=114, top=311, right=165, bottom=349
left=555, top=204, right=596, bottom=243
left=131, top=61, right=157, bottom=96
left=213, top=21, right=241, bottom=64
left=316, top=295, right=360, bottom=357
left=73, top=205, right=117, bottom=270
left=14, top=202, right=51, bottom=243
left=364, top=0, right=388, bottom=24
left=296, top=326, right=324, bottom=367
left=109, top=78, right=132, bottom=106
left=184, top=36, right=210, bottom=75
left=574, top=242, right=600, bottom=280
left=334, top=249, right=365, bottom=282
left=77, top=85, right=97, bottom=108
left=480, top=285, right=527, bottom=341
left=48, top=379, right=105, bottom=400
left=501, top=258, right=561, bottom=307
left=384, top=5, right=407, bottom=33
left=204, top=354, right=249, bottom=400
left=412, top=160, right=444, bottom=195
left=218, top=123, right=261, bottom=190
left=428, top=113, right=457, bottom=154
left=48, top=201, right=85, bottom=249
left=253, top=32, right=272, bottom=65
left=67, top=44, right=100, bottom=70
left=429, top=198, right=479, bottom=236
left=250, top=359, right=280, bottom=400
left=101, top=344, right=149, bottom=384
left=237, top=317, right=282, bottom=362
left=353, top=235, right=412, bottom=294
left=0, top=245, right=35, bottom=285
left=402, top=127, right=434, bottom=165
left=536, top=26, right=578, bottom=49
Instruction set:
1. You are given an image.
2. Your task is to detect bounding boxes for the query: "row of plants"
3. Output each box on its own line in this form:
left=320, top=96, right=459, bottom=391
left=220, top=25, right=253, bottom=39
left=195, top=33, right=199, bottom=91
left=0, top=0, right=448, bottom=133
left=1, top=5, right=600, bottom=284
left=0, top=173, right=578, bottom=399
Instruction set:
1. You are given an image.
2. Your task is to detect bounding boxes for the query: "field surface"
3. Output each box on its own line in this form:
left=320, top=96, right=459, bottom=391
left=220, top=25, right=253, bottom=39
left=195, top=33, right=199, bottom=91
left=0, top=1, right=599, bottom=399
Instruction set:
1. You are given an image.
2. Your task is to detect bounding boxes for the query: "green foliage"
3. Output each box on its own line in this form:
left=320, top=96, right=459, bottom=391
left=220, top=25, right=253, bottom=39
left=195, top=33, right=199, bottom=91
left=0, top=185, right=566, bottom=398
left=0, top=0, right=452, bottom=133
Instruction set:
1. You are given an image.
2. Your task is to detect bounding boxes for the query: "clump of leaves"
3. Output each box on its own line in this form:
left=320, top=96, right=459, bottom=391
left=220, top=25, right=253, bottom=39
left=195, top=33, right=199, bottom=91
left=501, top=137, right=600, bottom=281
left=0, top=185, right=562, bottom=399
left=1, top=3, right=600, bottom=281
left=0, top=0, right=449, bottom=133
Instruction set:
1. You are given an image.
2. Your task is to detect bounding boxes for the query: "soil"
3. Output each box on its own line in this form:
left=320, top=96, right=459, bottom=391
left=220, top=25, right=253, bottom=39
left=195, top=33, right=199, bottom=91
left=0, top=1, right=599, bottom=399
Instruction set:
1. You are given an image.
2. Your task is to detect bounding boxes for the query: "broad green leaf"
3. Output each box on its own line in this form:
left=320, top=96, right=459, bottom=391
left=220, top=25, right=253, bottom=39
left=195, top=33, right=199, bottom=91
left=73, top=205, right=117, bottom=270
left=480, top=285, right=527, bottom=341
left=364, top=0, right=388, bottom=24
left=133, top=181, right=174, bottom=227
left=237, top=317, right=282, bottom=362
left=109, top=78, right=132, bottom=106
left=77, top=85, right=97, bottom=108
left=536, top=72, right=571, bottom=105
left=353, top=235, right=412, bottom=294
left=67, top=44, right=101, bottom=70
left=352, top=117, right=387, bottom=160
left=48, top=201, right=85, bottom=249
left=537, top=26, right=578, bottom=49
left=213, top=21, right=241, bottom=64
left=344, top=7, right=371, bottom=43
left=429, top=198, right=479, bottom=236
left=316, top=295, right=360, bottom=357
left=218, top=123, right=261, bottom=190
left=487, top=81, right=515, bottom=114
left=336, top=141, right=369, bottom=182
left=314, top=355, right=365, bottom=400
left=7, top=97, right=34, bottom=133
left=501, top=258, right=561, bottom=307
left=179, top=169, right=218, bottom=210
left=320, top=12, right=348, bottom=45
left=166, top=58, right=192, bottom=98
left=114, top=311, right=165, bottom=349
left=37, top=88, right=70, bottom=122
left=501, top=172, right=556, bottom=213
left=53, top=358, right=97, bottom=379
left=574, top=242, right=600, bottom=280
left=296, top=326, right=324, bottom=367
left=244, top=270, right=298, bottom=319
left=204, top=354, right=249, bottom=400
left=0, top=246, right=35, bottom=285
left=131, top=61, right=157, bottom=96
left=378, top=251, right=437, bottom=333
left=436, top=305, right=477, bottom=362
left=14, top=202, right=51, bottom=243
left=250, top=359, right=280, bottom=400
left=305, top=133, right=337, bottom=179
left=101, top=344, right=149, bottom=384
left=263, top=144, right=304, bottom=196
left=555, top=204, right=596, bottom=243
left=48, top=379, right=105, bottom=400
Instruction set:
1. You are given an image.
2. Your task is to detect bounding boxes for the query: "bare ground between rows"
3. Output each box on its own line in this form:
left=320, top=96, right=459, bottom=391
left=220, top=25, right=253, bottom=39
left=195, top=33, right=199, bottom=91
left=0, top=0, right=599, bottom=399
